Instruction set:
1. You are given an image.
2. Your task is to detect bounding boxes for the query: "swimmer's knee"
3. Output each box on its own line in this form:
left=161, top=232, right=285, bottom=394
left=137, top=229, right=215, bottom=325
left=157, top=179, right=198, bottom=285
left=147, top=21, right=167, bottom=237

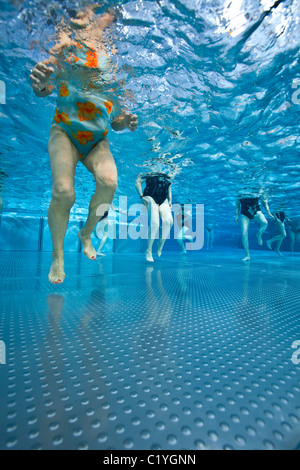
left=94, top=169, right=118, bottom=192
left=149, top=218, right=160, bottom=231
left=161, top=215, right=173, bottom=226
left=52, top=182, right=76, bottom=205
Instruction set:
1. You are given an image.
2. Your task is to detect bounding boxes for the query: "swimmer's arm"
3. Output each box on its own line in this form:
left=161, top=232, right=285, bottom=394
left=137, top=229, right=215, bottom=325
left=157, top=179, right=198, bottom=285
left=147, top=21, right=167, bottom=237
left=261, top=198, right=273, bottom=218
left=135, top=174, right=145, bottom=198
left=168, top=187, right=172, bottom=207
left=235, top=200, right=240, bottom=222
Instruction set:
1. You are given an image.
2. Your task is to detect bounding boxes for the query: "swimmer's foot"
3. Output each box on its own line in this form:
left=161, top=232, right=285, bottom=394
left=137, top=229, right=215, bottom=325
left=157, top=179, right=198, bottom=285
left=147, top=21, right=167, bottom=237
left=48, top=256, right=66, bottom=284
left=157, top=239, right=164, bottom=257
left=180, top=249, right=187, bottom=254
left=267, top=240, right=272, bottom=250
left=78, top=230, right=97, bottom=260
left=275, top=249, right=283, bottom=257
left=96, top=252, right=106, bottom=257
left=145, top=250, right=154, bottom=262
left=256, top=232, right=263, bottom=246
left=242, top=255, right=250, bottom=262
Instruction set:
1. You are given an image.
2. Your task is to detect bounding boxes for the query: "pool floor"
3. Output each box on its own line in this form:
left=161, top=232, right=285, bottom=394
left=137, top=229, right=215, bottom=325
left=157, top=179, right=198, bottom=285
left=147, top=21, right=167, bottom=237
left=0, top=249, right=299, bottom=450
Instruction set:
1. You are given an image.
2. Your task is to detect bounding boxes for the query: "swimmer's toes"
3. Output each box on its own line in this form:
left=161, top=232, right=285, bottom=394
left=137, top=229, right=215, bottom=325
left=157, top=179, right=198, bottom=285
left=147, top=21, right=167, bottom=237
left=48, top=261, right=66, bottom=284
left=83, top=247, right=97, bottom=260
left=48, top=273, right=65, bottom=284
left=78, top=231, right=97, bottom=260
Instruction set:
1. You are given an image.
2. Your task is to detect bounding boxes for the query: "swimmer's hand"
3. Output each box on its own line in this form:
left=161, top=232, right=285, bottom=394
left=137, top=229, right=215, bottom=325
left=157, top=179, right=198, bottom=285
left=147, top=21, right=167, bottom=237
left=30, top=62, right=54, bottom=97
left=111, top=113, right=138, bottom=132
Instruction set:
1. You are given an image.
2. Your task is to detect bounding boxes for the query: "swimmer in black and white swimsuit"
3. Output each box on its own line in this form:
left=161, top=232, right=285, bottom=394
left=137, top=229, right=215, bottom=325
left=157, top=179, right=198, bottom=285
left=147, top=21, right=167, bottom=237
left=135, top=172, right=173, bottom=262
left=235, top=194, right=274, bottom=261
left=266, top=211, right=287, bottom=256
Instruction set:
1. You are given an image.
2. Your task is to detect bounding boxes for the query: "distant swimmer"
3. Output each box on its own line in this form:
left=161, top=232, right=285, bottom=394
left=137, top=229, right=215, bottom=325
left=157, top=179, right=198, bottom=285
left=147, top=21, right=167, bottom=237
left=235, top=193, right=274, bottom=261
left=0, top=169, right=8, bottom=215
left=266, top=211, right=287, bottom=256
left=205, top=222, right=220, bottom=250
left=135, top=172, right=173, bottom=262
left=286, top=216, right=300, bottom=254
left=174, top=204, right=193, bottom=254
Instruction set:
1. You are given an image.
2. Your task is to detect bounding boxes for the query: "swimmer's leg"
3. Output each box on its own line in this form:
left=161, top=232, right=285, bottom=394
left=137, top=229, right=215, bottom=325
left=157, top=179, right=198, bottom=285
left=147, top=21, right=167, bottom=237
left=96, top=221, right=110, bottom=256
left=210, top=228, right=214, bottom=249
left=289, top=229, right=295, bottom=254
left=79, top=139, right=117, bottom=260
left=240, top=214, right=250, bottom=261
left=205, top=229, right=210, bottom=250
left=254, top=211, right=268, bottom=246
left=144, top=196, right=160, bottom=262
left=177, top=227, right=186, bottom=254
left=296, top=233, right=300, bottom=252
left=267, top=223, right=286, bottom=256
left=157, top=200, right=173, bottom=257
left=48, top=125, right=79, bottom=284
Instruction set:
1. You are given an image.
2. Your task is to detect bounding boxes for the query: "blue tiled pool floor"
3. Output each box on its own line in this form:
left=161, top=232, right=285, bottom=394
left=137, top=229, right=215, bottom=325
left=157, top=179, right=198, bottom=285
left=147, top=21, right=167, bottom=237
left=0, top=249, right=299, bottom=450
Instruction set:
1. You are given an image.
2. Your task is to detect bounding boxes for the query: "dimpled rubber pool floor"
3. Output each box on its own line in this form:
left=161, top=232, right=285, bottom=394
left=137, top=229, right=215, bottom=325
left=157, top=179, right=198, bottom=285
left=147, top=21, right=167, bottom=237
left=0, top=249, right=299, bottom=450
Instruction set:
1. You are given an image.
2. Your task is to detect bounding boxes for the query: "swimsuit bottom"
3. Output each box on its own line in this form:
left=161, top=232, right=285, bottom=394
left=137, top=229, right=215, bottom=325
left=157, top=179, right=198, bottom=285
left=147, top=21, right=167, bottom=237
left=53, top=83, right=113, bottom=159
left=240, top=198, right=260, bottom=220
left=274, top=211, right=285, bottom=223
left=143, top=193, right=168, bottom=206
left=143, top=173, right=171, bottom=206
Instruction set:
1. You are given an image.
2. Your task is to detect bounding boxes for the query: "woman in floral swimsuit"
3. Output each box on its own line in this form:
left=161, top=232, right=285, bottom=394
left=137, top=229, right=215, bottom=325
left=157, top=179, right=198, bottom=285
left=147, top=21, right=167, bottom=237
left=30, top=5, right=138, bottom=284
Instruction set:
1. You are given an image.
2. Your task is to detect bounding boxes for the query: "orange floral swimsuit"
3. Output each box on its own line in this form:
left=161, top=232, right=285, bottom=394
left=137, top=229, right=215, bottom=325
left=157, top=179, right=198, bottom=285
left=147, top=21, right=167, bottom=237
left=53, top=43, right=113, bottom=159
